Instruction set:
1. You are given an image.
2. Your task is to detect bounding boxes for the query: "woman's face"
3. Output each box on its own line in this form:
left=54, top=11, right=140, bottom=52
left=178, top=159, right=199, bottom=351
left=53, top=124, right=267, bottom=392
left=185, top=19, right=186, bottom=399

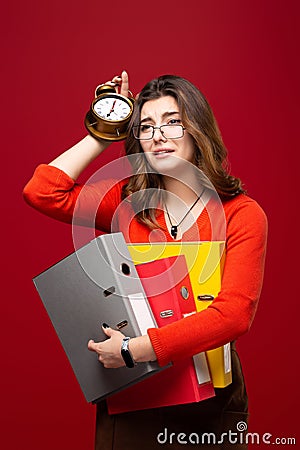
left=139, top=96, right=196, bottom=173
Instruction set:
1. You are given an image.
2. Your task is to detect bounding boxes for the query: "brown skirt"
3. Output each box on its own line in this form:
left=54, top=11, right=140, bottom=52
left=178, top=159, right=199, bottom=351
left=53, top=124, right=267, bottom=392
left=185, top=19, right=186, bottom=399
left=95, top=344, right=249, bottom=450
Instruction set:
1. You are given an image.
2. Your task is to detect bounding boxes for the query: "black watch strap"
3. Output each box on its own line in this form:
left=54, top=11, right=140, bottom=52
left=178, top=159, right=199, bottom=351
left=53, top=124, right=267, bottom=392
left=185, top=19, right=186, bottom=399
left=121, top=337, right=135, bottom=368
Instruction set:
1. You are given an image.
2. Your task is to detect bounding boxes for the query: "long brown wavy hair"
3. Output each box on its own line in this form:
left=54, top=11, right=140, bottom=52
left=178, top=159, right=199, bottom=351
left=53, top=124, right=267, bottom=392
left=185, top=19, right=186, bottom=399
left=123, top=75, right=244, bottom=228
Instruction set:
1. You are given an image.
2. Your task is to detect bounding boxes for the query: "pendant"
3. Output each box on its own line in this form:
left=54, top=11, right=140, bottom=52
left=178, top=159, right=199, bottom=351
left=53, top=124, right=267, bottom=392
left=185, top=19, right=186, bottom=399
left=170, top=225, right=178, bottom=239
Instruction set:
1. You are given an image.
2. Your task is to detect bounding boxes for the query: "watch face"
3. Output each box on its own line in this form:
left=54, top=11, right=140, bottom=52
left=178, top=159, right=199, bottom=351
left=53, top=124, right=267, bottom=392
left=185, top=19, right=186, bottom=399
left=93, top=95, right=131, bottom=121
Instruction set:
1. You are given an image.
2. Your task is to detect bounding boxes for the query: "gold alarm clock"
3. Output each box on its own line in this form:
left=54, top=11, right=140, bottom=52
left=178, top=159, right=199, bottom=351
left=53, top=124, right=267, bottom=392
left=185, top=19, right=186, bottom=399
left=85, top=84, right=135, bottom=141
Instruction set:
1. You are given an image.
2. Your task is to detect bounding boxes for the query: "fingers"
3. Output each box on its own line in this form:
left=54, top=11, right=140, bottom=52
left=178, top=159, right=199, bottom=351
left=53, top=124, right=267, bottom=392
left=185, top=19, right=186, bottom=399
left=88, top=341, right=105, bottom=365
left=119, top=70, right=129, bottom=97
left=111, top=75, right=122, bottom=89
left=87, top=325, right=123, bottom=352
left=102, top=324, right=113, bottom=338
left=87, top=325, right=126, bottom=368
left=100, top=75, right=121, bottom=92
left=87, top=339, right=98, bottom=352
left=87, top=326, right=111, bottom=353
left=101, top=70, right=130, bottom=97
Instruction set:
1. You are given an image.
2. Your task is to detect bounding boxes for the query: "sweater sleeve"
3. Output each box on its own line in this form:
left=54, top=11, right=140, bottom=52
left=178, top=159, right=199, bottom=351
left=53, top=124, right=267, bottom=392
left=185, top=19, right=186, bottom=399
left=23, top=164, right=122, bottom=232
left=147, top=197, right=268, bottom=367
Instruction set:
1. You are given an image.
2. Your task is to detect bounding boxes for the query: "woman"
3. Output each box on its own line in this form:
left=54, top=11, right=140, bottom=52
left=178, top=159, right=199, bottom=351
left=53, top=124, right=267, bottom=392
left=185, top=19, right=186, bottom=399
left=23, top=71, right=267, bottom=449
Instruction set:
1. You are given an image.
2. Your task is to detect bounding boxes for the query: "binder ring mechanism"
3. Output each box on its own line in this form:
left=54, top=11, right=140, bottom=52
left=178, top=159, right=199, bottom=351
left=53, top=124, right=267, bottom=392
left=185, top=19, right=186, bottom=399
left=197, top=294, right=215, bottom=301
left=180, top=286, right=190, bottom=300
left=160, top=310, right=174, bottom=318
left=117, top=320, right=128, bottom=330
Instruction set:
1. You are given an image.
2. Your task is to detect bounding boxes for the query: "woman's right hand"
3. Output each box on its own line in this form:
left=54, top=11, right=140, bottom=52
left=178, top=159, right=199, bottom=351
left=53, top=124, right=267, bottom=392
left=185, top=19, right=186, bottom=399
left=104, top=70, right=130, bottom=98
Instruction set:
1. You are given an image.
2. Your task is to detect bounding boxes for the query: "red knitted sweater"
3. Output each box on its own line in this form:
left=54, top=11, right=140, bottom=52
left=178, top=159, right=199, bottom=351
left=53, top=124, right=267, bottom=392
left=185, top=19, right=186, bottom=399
left=23, top=164, right=268, bottom=367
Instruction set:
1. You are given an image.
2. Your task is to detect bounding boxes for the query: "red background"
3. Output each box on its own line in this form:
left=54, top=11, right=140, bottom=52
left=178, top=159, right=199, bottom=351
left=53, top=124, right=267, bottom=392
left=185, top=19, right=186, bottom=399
left=1, top=0, right=299, bottom=448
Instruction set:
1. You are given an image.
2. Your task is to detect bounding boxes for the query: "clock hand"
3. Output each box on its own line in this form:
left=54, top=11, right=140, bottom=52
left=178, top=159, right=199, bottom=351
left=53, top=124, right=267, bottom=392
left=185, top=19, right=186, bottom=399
left=107, top=100, right=117, bottom=117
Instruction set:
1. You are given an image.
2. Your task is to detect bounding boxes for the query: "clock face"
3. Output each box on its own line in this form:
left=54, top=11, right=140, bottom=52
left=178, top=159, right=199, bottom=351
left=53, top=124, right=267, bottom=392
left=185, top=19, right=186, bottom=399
left=93, top=95, right=131, bottom=121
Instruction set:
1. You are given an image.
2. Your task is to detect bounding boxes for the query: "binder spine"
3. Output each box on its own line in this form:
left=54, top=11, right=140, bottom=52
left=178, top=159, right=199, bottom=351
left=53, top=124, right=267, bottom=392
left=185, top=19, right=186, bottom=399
left=99, top=233, right=157, bottom=337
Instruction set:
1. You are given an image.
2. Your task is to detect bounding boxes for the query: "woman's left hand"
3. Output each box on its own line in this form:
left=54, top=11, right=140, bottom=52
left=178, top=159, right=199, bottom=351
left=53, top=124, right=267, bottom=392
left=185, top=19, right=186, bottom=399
left=88, top=325, right=126, bottom=368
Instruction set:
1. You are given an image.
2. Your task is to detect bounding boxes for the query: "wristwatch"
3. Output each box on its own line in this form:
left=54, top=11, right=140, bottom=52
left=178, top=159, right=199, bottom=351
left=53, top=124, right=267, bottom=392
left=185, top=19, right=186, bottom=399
left=121, top=337, right=135, bottom=368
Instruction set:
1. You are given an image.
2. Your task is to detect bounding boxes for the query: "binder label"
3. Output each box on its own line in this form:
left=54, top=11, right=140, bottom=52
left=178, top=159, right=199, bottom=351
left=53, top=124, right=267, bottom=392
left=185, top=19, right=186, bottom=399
left=128, top=293, right=156, bottom=335
left=224, top=343, right=231, bottom=374
left=193, top=353, right=211, bottom=384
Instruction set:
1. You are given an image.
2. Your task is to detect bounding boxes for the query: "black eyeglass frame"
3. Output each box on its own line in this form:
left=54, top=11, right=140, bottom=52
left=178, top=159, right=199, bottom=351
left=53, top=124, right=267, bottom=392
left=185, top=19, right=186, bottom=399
left=132, top=124, right=186, bottom=140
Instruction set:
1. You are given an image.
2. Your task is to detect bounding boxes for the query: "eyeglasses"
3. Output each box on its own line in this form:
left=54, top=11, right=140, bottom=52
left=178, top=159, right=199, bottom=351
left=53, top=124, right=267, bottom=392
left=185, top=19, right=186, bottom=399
left=132, top=124, right=186, bottom=140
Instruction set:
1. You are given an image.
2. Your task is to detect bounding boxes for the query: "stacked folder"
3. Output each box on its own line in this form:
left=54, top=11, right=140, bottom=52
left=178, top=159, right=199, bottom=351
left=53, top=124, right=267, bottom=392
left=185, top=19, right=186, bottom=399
left=33, top=232, right=232, bottom=413
left=107, top=255, right=215, bottom=414
left=127, top=241, right=232, bottom=388
left=33, top=233, right=166, bottom=404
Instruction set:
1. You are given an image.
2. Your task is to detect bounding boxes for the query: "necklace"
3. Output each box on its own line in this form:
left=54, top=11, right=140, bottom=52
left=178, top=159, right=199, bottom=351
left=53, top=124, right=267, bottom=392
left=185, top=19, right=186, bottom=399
left=165, top=188, right=205, bottom=239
